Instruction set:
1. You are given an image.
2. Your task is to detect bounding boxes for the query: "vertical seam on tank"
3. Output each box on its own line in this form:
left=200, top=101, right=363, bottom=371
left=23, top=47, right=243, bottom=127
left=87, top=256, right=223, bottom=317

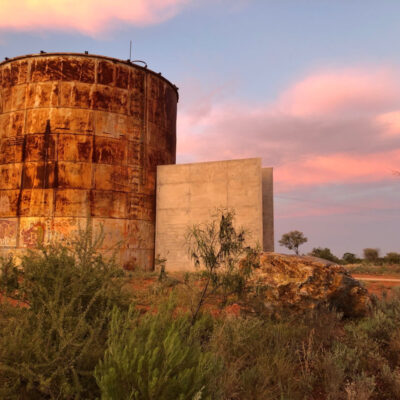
left=141, top=73, right=148, bottom=188
left=89, top=59, right=98, bottom=231
left=41, top=120, right=51, bottom=243
left=16, top=136, right=27, bottom=248
left=41, top=60, right=50, bottom=240
left=51, top=77, right=61, bottom=239
left=52, top=70, right=62, bottom=226
left=16, top=59, right=31, bottom=248
left=51, top=130, right=59, bottom=242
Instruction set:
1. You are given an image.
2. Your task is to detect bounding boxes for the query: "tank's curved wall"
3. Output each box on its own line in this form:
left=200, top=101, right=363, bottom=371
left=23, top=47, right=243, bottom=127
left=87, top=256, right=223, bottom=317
left=0, top=53, right=177, bottom=269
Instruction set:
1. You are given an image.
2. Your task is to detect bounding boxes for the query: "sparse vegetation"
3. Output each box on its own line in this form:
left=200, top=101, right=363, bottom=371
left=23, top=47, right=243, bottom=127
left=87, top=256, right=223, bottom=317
left=1, top=222, right=400, bottom=399
left=279, top=230, right=308, bottom=255
left=344, top=250, right=400, bottom=275
left=206, top=293, right=400, bottom=400
left=347, top=264, right=400, bottom=276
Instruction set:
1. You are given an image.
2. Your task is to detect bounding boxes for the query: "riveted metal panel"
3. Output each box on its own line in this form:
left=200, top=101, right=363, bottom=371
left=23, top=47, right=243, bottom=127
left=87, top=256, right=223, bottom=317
left=0, top=190, right=19, bottom=217
left=0, top=218, right=18, bottom=247
left=18, top=189, right=54, bottom=217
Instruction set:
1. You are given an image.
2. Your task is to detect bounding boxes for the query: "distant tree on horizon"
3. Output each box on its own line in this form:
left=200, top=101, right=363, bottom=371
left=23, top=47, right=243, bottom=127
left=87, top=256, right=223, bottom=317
left=363, top=248, right=380, bottom=263
left=342, top=252, right=360, bottom=264
left=384, top=252, right=400, bottom=265
left=279, top=230, right=308, bottom=255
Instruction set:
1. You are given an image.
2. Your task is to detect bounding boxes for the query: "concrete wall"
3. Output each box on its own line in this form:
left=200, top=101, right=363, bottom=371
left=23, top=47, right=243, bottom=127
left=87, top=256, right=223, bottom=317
left=155, top=158, right=273, bottom=272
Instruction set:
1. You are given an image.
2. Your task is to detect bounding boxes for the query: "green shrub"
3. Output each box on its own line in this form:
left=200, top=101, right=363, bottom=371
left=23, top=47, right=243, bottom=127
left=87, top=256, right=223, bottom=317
left=185, top=209, right=259, bottom=323
left=310, top=247, right=340, bottom=263
left=95, top=300, right=219, bottom=400
left=342, top=252, right=360, bottom=265
left=0, top=228, right=130, bottom=400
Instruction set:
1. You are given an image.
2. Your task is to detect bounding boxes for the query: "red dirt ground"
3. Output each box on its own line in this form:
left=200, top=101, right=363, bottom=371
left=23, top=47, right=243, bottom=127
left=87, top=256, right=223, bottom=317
left=352, top=274, right=400, bottom=297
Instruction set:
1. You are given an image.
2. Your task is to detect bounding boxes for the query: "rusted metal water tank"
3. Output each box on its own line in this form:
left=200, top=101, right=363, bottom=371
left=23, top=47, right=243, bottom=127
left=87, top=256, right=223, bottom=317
left=0, top=53, right=177, bottom=270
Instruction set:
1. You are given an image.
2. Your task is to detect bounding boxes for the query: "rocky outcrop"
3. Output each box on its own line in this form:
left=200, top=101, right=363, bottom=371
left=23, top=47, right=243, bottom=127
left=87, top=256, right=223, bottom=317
left=246, top=253, right=371, bottom=317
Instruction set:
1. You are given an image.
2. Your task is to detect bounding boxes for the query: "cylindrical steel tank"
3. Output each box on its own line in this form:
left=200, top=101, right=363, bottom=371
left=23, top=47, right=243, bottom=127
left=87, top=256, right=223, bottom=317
left=0, top=53, right=177, bottom=270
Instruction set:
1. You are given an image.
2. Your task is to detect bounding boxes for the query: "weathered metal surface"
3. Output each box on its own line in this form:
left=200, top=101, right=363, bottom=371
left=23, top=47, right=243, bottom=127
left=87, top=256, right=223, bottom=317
left=0, top=53, right=178, bottom=269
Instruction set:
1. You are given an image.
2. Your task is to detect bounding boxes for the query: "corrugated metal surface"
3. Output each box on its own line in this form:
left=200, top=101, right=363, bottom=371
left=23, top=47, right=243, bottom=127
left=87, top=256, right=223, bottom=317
left=0, top=53, right=177, bottom=270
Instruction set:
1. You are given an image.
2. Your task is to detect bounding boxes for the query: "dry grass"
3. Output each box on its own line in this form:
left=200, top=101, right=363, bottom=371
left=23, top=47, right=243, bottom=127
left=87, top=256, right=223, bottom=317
left=346, top=263, right=400, bottom=276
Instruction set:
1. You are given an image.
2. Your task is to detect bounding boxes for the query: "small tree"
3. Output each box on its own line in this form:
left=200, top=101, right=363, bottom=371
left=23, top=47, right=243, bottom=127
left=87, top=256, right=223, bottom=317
left=186, top=209, right=259, bottom=324
left=279, top=230, right=307, bottom=255
left=363, top=248, right=380, bottom=263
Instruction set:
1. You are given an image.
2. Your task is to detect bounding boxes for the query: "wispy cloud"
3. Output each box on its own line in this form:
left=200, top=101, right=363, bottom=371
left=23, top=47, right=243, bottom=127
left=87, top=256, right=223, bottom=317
left=178, top=67, right=400, bottom=192
left=0, top=0, right=190, bottom=35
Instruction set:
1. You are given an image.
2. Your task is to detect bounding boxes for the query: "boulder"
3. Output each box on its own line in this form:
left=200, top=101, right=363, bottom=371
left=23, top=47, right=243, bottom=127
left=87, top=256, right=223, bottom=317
left=246, top=253, right=371, bottom=317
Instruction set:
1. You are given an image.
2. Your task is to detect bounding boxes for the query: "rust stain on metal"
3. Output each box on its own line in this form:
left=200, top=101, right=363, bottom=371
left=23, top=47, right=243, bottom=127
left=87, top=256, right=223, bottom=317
left=0, top=53, right=178, bottom=269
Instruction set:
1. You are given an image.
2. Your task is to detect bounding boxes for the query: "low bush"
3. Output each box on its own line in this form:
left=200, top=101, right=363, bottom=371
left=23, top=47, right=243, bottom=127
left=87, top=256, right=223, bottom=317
left=95, top=300, right=219, bottom=400
left=0, top=228, right=130, bottom=400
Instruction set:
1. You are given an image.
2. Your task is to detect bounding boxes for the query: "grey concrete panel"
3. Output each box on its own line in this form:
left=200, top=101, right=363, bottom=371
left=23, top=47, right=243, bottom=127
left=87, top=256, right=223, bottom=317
left=155, top=158, right=268, bottom=272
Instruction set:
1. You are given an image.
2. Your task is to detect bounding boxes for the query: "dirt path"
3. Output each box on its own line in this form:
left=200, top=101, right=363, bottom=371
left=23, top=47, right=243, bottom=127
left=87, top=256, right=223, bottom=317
left=353, top=275, right=400, bottom=283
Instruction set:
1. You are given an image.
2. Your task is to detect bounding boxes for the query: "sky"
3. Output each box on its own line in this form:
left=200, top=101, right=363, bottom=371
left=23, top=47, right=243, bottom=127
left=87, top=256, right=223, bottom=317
left=0, top=0, right=399, bottom=257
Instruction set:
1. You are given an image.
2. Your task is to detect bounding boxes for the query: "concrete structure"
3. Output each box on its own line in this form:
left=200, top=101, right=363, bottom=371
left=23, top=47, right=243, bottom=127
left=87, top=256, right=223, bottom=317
left=0, top=52, right=274, bottom=271
left=262, top=168, right=274, bottom=252
left=0, top=53, right=178, bottom=270
left=155, top=158, right=274, bottom=271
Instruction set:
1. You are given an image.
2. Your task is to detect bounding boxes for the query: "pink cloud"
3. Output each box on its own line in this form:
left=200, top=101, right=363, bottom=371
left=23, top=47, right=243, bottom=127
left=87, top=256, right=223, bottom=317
left=178, top=67, right=400, bottom=191
left=0, top=0, right=189, bottom=34
left=275, top=150, right=400, bottom=191
left=376, top=111, right=400, bottom=137
left=277, top=68, right=400, bottom=117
